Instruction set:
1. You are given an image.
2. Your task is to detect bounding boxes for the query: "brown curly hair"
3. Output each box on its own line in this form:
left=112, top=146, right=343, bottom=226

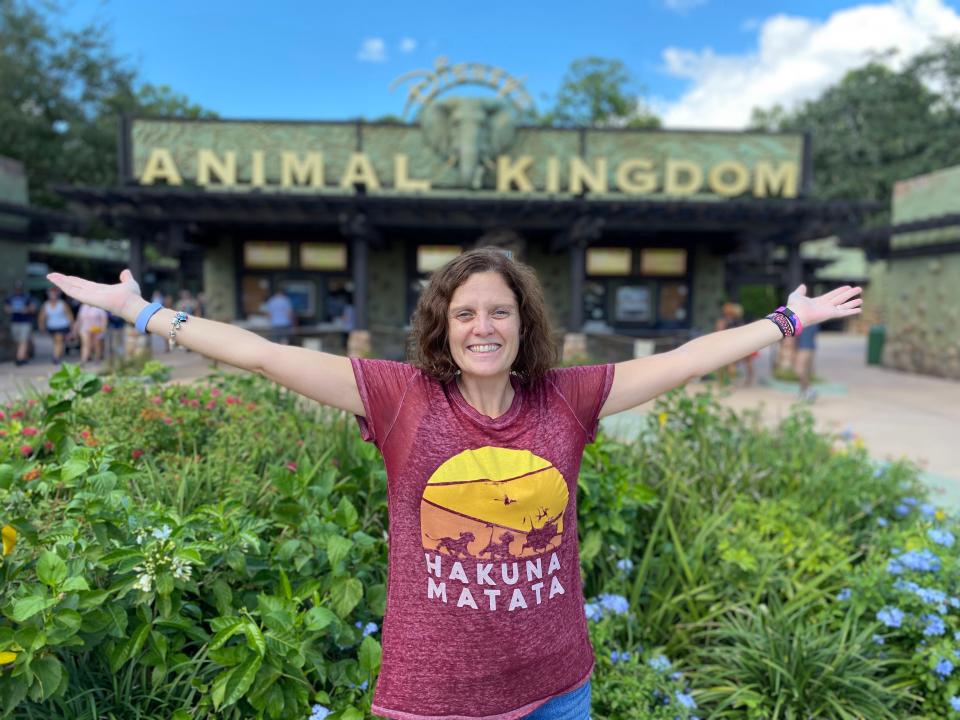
left=409, top=248, right=557, bottom=384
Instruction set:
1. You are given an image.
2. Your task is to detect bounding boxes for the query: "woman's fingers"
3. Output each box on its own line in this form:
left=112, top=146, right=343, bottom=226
left=119, top=269, right=134, bottom=284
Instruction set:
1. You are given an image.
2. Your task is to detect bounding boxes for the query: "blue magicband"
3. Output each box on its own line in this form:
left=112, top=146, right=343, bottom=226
left=135, top=301, right=163, bottom=334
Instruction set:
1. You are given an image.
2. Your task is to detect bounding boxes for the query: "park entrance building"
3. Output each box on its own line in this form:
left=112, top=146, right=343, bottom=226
left=58, top=59, right=867, bottom=358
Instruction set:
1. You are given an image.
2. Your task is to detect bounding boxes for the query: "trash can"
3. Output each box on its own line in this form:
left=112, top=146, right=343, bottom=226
left=867, top=324, right=885, bottom=365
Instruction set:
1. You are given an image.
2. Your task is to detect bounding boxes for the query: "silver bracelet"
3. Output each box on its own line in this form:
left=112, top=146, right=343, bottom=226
left=168, top=311, right=188, bottom=348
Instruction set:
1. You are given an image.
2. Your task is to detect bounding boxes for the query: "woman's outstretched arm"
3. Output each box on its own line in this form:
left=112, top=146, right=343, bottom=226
left=47, top=269, right=365, bottom=416
left=599, top=284, right=862, bottom=418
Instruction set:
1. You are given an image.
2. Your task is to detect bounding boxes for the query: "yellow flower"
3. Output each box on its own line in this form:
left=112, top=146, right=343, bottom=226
left=0, top=651, right=16, bottom=665
left=853, top=437, right=865, bottom=450
left=937, top=509, right=947, bottom=522
left=658, top=412, right=669, bottom=428
left=1, top=525, right=16, bottom=556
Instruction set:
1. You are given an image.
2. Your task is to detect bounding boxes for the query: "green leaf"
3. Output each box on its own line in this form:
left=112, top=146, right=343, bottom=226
left=340, top=707, right=364, bottom=720
left=211, top=579, right=233, bottom=615
left=0, top=464, right=14, bottom=490
left=210, top=666, right=235, bottom=710
left=60, top=459, right=88, bottom=483
left=329, top=578, right=363, bottom=618
left=326, top=535, right=354, bottom=569
left=61, top=576, right=90, bottom=592
left=31, top=655, right=63, bottom=701
left=580, top=531, right=603, bottom=564
left=37, top=551, right=68, bottom=587
left=257, top=595, right=293, bottom=633
left=99, top=548, right=142, bottom=565
left=209, top=617, right=246, bottom=650
left=358, top=635, right=382, bottom=675
left=221, top=653, right=262, bottom=708
left=154, top=572, right=174, bottom=596
left=304, top=606, right=336, bottom=632
left=54, top=609, right=82, bottom=632
left=11, top=596, right=58, bottom=623
left=171, top=711, right=191, bottom=720
left=243, top=621, right=266, bottom=657
left=333, top=497, right=359, bottom=529
left=278, top=567, right=292, bottom=601
left=265, top=682, right=285, bottom=718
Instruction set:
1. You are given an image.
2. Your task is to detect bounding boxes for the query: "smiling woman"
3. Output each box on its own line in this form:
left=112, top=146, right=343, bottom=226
left=45, top=244, right=861, bottom=720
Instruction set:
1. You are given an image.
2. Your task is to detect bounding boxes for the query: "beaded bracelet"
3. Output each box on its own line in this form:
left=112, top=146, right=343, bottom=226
left=775, top=305, right=803, bottom=337
left=168, top=311, right=188, bottom=348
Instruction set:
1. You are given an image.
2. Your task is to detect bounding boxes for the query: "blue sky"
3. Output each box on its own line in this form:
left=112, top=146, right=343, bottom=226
left=62, top=0, right=960, bottom=128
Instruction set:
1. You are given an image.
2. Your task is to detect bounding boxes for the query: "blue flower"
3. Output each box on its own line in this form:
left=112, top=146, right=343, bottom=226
left=923, top=614, right=946, bottom=637
left=647, top=654, right=671, bottom=672
left=921, top=503, right=937, bottom=518
left=309, top=704, right=331, bottom=720
left=898, top=549, right=941, bottom=573
left=894, top=504, right=910, bottom=517
left=674, top=691, right=697, bottom=709
left=616, top=558, right=634, bottom=573
left=584, top=602, right=603, bottom=622
left=872, top=634, right=885, bottom=645
left=877, top=606, right=905, bottom=628
left=836, top=588, right=852, bottom=601
left=873, top=467, right=884, bottom=478
left=840, top=427, right=855, bottom=441
left=936, top=658, right=955, bottom=679
left=598, top=593, right=630, bottom=615
left=876, top=517, right=888, bottom=527
left=887, top=559, right=904, bottom=575
left=358, top=621, right=378, bottom=637
left=929, top=528, right=956, bottom=548
left=903, top=497, right=919, bottom=507
left=670, top=671, right=683, bottom=681
left=951, top=696, right=960, bottom=711
left=610, top=650, right=631, bottom=663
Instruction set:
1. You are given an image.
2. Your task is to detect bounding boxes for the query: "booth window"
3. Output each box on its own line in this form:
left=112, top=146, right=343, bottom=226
left=301, top=243, right=347, bottom=271
left=641, top=248, right=687, bottom=277
left=586, top=247, right=632, bottom=276
left=244, top=241, right=291, bottom=269
left=417, top=245, right=462, bottom=274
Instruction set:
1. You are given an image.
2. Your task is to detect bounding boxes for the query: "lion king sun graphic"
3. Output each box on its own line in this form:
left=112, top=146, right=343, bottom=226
left=421, top=447, right=567, bottom=560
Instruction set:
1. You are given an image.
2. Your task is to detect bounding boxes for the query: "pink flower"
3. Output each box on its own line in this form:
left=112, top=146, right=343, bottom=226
left=225, top=395, right=239, bottom=405
left=210, top=388, right=222, bottom=398
left=131, top=449, right=144, bottom=460
left=101, top=384, right=112, bottom=393
left=19, top=444, right=32, bottom=457
left=79, top=429, right=91, bottom=439
left=43, top=441, right=54, bottom=451
left=26, top=400, right=36, bottom=407
left=0, top=410, right=6, bottom=420
left=205, top=400, right=217, bottom=410
left=286, top=461, right=297, bottom=473
left=21, top=427, right=38, bottom=437
left=150, top=396, right=162, bottom=405
left=0, top=430, right=6, bottom=438
left=162, top=417, right=173, bottom=425
left=189, top=399, right=200, bottom=409
left=11, top=411, right=24, bottom=420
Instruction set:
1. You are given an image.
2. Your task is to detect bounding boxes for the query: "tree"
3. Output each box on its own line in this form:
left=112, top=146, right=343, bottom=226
left=0, top=0, right=215, bottom=207
left=751, top=43, right=960, bottom=207
left=539, top=57, right=660, bottom=129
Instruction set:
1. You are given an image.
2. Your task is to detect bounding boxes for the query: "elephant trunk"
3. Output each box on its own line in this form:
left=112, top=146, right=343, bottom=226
left=456, top=119, right=482, bottom=188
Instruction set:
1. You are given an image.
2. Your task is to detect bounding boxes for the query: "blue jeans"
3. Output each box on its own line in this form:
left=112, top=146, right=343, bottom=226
left=521, top=681, right=591, bottom=720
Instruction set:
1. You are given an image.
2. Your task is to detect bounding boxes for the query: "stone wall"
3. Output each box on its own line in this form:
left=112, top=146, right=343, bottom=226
left=691, top=243, right=726, bottom=333
left=525, top=243, right=570, bottom=332
left=201, top=235, right=237, bottom=321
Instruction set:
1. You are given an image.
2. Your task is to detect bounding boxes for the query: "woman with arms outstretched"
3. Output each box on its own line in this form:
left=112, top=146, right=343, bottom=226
left=48, top=249, right=861, bottom=720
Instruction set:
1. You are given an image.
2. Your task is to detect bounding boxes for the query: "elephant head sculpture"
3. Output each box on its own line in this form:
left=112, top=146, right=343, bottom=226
left=420, top=97, right=517, bottom=189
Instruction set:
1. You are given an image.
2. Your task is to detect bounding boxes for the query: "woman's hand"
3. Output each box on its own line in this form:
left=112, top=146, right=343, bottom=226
left=47, top=269, right=143, bottom=321
left=787, top=284, right=863, bottom=328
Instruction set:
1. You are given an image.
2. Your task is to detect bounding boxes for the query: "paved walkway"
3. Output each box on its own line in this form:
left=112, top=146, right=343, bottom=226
left=3, top=332, right=958, bottom=504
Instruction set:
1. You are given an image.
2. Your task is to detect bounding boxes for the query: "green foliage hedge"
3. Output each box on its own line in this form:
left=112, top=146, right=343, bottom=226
left=0, top=365, right=952, bottom=718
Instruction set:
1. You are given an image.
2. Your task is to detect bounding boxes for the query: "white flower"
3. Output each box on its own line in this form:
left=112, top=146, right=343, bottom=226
left=133, top=573, right=153, bottom=593
left=151, top=525, right=172, bottom=541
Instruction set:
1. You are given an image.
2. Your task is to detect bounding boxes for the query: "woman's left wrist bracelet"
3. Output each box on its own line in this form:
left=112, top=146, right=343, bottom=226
left=135, top=301, right=163, bottom=333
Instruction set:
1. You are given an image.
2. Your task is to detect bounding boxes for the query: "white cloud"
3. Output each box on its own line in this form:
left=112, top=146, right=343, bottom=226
left=357, top=37, right=386, bottom=63
left=400, top=37, right=417, bottom=53
left=660, top=0, right=960, bottom=129
left=664, top=0, right=707, bottom=10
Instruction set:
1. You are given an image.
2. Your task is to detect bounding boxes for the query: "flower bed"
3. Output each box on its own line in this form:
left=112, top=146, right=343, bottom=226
left=0, top=364, right=947, bottom=718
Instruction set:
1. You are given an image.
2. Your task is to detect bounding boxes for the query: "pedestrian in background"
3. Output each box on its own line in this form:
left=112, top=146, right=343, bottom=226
left=4, top=279, right=36, bottom=366
left=795, top=321, right=820, bottom=402
left=38, top=286, right=74, bottom=364
left=74, top=302, right=108, bottom=364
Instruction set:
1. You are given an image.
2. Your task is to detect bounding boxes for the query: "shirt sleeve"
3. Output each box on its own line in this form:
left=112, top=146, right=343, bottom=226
left=546, top=364, right=616, bottom=443
left=349, top=358, right=418, bottom=447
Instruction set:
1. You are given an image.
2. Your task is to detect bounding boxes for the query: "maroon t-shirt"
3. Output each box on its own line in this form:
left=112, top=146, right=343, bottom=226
left=351, top=359, right=615, bottom=720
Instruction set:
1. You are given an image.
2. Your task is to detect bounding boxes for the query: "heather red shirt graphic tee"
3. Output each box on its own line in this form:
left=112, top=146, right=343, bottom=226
left=350, top=359, right=615, bottom=720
